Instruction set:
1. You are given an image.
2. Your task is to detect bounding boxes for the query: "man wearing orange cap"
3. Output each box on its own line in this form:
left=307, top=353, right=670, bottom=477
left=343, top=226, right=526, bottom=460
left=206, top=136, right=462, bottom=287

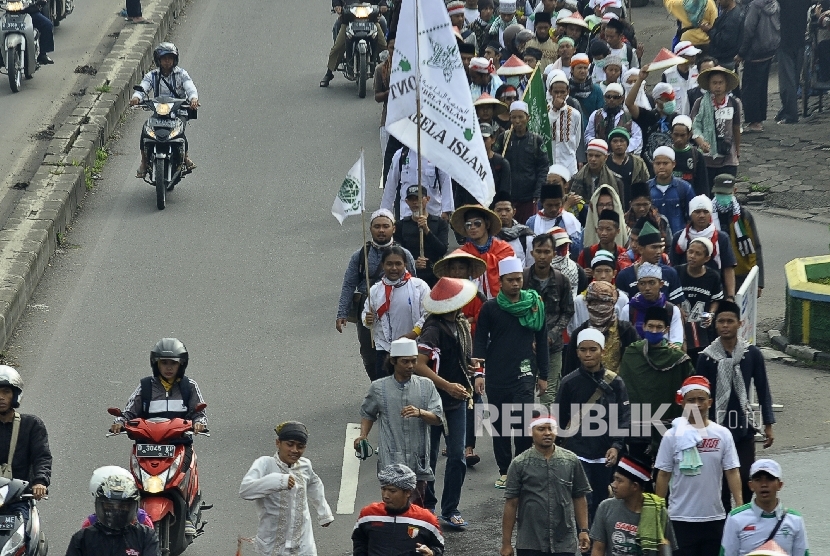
left=415, top=277, right=480, bottom=529
left=569, top=53, right=605, bottom=118
left=654, top=375, right=743, bottom=556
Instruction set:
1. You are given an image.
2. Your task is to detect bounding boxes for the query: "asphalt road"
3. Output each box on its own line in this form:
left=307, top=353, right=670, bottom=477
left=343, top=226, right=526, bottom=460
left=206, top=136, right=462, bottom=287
left=1, top=0, right=828, bottom=555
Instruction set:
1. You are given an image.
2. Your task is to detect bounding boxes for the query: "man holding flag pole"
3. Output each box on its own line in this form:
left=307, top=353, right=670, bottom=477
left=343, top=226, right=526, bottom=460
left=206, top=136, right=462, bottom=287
left=333, top=150, right=418, bottom=381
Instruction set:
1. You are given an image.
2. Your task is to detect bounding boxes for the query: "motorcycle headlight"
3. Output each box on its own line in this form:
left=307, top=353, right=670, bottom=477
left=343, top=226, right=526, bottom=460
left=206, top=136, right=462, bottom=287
left=154, top=103, right=172, bottom=116
left=5, top=1, right=24, bottom=11
left=350, top=5, right=370, bottom=17
left=144, top=470, right=167, bottom=494
left=0, top=523, right=25, bottom=556
left=169, top=121, right=183, bottom=139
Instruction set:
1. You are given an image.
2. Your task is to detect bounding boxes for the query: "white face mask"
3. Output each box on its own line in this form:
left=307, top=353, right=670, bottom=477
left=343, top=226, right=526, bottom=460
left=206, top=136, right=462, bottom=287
left=505, top=76, right=522, bottom=87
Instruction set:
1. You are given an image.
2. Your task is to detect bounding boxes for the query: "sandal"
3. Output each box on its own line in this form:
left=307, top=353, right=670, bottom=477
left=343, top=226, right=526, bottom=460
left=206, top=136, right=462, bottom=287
left=465, top=454, right=480, bottom=467
left=136, top=167, right=146, bottom=178
left=494, top=475, right=507, bottom=489
left=440, top=514, right=468, bottom=529
left=184, top=159, right=197, bottom=171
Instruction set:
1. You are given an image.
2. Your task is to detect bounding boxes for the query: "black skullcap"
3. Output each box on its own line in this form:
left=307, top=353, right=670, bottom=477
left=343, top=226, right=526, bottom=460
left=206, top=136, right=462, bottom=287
left=534, top=11, right=552, bottom=25
left=631, top=181, right=650, bottom=200
left=644, top=305, right=670, bottom=326
left=539, top=183, right=564, bottom=201
left=489, top=189, right=513, bottom=209
left=275, top=421, right=309, bottom=444
left=715, top=300, right=741, bottom=319
left=598, top=209, right=620, bottom=225
left=459, top=42, right=476, bottom=54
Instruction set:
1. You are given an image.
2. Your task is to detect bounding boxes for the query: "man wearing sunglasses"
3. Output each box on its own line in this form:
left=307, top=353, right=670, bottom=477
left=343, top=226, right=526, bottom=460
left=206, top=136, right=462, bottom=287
left=453, top=205, right=516, bottom=300
left=585, top=84, right=642, bottom=156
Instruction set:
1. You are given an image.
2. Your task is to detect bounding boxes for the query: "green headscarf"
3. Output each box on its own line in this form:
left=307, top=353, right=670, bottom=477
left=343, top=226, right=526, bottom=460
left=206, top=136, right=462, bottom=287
left=496, top=289, right=545, bottom=331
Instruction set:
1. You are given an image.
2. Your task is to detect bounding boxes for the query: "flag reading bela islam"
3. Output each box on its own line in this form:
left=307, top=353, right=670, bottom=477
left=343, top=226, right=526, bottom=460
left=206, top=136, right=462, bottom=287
left=332, top=150, right=366, bottom=224
left=385, top=0, right=496, bottom=207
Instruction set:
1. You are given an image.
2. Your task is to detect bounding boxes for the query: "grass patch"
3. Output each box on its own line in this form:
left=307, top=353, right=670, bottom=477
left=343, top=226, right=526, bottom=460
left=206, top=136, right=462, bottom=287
left=84, top=148, right=108, bottom=190
left=95, top=83, right=111, bottom=93
left=749, top=183, right=771, bottom=193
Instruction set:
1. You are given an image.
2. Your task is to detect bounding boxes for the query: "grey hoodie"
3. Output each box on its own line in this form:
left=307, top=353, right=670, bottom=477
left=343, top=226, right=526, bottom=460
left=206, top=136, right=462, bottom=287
left=738, top=0, right=781, bottom=60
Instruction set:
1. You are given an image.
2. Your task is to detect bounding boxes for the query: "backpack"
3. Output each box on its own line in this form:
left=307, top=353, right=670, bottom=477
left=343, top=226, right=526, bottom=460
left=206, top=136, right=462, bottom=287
left=140, top=376, right=192, bottom=418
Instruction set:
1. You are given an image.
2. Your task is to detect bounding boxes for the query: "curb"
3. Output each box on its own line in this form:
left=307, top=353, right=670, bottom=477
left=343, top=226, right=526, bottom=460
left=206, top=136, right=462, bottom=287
left=0, top=0, right=186, bottom=350
left=765, top=329, right=830, bottom=367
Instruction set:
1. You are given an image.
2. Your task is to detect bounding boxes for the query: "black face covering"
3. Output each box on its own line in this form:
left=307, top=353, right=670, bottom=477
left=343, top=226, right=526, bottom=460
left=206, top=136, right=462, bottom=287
left=96, top=498, right=137, bottom=531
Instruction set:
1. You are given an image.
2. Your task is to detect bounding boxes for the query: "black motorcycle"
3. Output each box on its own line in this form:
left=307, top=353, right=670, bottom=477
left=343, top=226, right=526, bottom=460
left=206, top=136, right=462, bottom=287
left=133, top=85, right=196, bottom=210
left=336, top=3, right=381, bottom=98
left=0, top=477, right=48, bottom=555
left=40, top=0, right=71, bottom=27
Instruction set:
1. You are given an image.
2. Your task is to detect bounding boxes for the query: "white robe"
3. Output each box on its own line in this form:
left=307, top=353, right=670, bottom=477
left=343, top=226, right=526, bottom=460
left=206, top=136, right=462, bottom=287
left=362, top=277, right=430, bottom=352
left=548, top=103, right=582, bottom=176
left=239, top=455, right=334, bottom=556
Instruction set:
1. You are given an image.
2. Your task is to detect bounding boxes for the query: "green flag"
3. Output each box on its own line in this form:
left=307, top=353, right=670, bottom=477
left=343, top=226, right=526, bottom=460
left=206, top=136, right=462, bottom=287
left=522, top=65, right=552, bottom=162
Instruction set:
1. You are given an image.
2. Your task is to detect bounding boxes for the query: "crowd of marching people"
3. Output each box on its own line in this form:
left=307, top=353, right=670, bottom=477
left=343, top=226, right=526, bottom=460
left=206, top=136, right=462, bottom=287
left=323, top=0, right=815, bottom=554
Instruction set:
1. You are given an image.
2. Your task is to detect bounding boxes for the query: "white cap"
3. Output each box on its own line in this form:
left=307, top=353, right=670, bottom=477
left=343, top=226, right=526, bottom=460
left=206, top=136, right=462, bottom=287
left=605, top=83, right=624, bottom=96
left=389, top=338, right=418, bottom=357
left=586, top=139, right=609, bottom=155
left=509, top=100, right=529, bottom=114
left=577, top=328, right=606, bottom=348
left=750, top=459, right=783, bottom=479
left=652, top=145, right=675, bottom=161
left=674, top=41, right=702, bottom=57
left=548, top=164, right=572, bottom=182
left=546, top=69, right=569, bottom=89
left=498, top=256, right=524, bottom=276
left=637, top=262, right=663, bottom=280
left=470, top=57, right=494, bottom=74
left=689, top=237, right=714, bottom=256
left=689, top=194, right=713, bottom=215
left=500, top=0, right=517, bottom=13
left=371, top=208, right=396, bottom=223
left=672, top=114, right=693, bottom=130
left=651, top=82, right=674, bottom=100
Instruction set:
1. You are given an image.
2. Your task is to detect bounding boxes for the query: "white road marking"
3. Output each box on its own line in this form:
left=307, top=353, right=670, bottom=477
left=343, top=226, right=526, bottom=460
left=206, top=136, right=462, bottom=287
left=336, top=422, right=363, bottom=515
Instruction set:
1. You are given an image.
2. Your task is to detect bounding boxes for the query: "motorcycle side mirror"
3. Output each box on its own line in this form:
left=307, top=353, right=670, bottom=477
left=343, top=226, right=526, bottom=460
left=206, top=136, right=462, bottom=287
left=194, top=403, right=207, bottom=412
left=107, top=407, right=123, bottom=417
left=133, top=85, right=143, bottom=92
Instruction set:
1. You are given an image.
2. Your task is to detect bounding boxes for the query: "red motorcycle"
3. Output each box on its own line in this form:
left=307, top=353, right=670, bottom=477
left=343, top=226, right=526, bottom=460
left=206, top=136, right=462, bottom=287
left=107, top=406, right=211, bottom=556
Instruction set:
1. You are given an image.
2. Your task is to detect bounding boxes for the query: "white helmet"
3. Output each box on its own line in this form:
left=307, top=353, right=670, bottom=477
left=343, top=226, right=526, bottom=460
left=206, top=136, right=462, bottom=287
left=0, top=366, right=23, bottom=408
left=89, top=466, right=133, bottom=496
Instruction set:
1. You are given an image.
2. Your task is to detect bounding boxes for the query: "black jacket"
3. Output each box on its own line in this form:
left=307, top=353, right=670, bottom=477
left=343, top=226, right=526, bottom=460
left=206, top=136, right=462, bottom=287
left=708, top=4, right=746, bottom=63
left=393, top=215, right=449, bottom=287
left=65, top=523, right=160, bottom=556
left=502, top=132, right=550, bottom=202
left=555, top=366, right=631, bottom=459
left=0, top=414, right=51, bottom=487
left=696, top=343, right=775, bottom=441
left=523, top=266, right=575, bottom=353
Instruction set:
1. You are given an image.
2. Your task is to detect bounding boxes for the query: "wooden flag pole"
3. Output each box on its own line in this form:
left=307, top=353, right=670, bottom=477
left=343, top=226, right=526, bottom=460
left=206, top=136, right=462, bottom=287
left=415, top=0, right=425, bottom=258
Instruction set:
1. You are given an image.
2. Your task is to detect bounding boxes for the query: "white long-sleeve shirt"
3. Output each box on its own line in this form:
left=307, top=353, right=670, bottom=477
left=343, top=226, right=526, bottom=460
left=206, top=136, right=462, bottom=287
left=381, top=148, right=454, bottom=218
left=132, top=67, right=198, bottom=102
left=239, top=455, right=334, bottom=556
left=584, top=108, right=643, bottom=155
left=362, top=276, right=430, bottom=352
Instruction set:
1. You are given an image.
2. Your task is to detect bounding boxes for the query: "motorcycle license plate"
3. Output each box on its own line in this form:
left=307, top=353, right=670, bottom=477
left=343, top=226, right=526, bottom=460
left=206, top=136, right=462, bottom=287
left=350, top=21, right=373, bottom=32
left=136, top=444, right=175, bottom=458
left=1, top=17, right=25, bottom=32
left=0, top=516, right=15, bottom=531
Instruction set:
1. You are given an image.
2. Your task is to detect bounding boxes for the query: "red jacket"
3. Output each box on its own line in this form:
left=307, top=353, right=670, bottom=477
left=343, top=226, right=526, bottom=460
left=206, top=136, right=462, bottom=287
left=459, top=238, right=515, bottom=299
left=352, top=502, right=444, bottom=556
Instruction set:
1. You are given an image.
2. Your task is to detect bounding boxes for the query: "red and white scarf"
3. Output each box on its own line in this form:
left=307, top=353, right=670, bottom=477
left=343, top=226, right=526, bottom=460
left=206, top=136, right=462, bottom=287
left=375, top=272, right=412, bottom=319
left=675, top=224, right=721, bottom=268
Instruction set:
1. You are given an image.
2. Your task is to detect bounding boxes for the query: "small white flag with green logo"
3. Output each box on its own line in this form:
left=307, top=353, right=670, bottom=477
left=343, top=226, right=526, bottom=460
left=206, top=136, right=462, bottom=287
left=332, top=150, right=366, bottom=225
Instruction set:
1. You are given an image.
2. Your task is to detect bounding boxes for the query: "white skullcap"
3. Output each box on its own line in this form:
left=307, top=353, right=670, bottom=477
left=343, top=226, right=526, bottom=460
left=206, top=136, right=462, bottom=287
left=689, top=237, right=714, bottom=256
left=577, top=327, right=606, bottom=348
left=509, top=100, right=529, bottom=114
left=548, top=164, right=572, bottom=182
left=389, top=338, right=418, bottom=357
left=637, top=262, right=663, bottom=280
left=605, top=83, right=624, bottom=96
left=470, top=57, right=495, bottom=74
left=672, top=114, right=693, bottom=130
left=689, top=194, right=713, bottom=215
left=651, top=82, right=674, bottom=99
left=528, top=415, right=558, bottom=433
left=498, top=256, right=524, bottom=276
left=652, top=146, right=675, bottom=161
left=546, top=69, right=569, bottom=89
left=371, top=208, right=396, bottom=222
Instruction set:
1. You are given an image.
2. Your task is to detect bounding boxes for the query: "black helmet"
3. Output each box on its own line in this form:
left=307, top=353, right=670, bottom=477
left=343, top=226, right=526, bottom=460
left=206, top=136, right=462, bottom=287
left=150, top=338, right=189, bottom=378
left=153, top=42, right=179, bottom=67
left=94, top=474, right=140, bottom=532
left=0, top=366, right=24, bottom=408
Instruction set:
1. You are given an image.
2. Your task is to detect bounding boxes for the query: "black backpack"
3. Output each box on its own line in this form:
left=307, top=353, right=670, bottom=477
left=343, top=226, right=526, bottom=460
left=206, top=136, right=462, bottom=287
left=139, top=376, right=192, bottom=418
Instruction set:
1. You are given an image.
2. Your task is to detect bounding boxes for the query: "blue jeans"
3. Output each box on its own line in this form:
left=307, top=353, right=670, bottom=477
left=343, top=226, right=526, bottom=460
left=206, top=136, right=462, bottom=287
left=31, top=12, right=53, bottom=53
left=424, top=402, right=466, bottom=518
left=580, top=460, right=613, bottom=525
